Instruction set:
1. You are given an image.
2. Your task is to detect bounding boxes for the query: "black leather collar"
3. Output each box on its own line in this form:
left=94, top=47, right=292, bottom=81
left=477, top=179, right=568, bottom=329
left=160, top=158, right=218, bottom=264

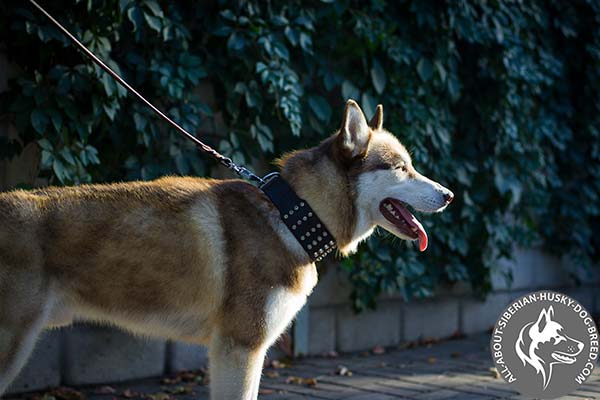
left=260, top=173, right=336, bottom=262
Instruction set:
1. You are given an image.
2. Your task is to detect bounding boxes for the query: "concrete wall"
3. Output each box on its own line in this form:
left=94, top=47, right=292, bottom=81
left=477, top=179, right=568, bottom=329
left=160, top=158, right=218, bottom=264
left=8, top=325, right=208, bottom=394
left=301, top=248, right=600, bottom=355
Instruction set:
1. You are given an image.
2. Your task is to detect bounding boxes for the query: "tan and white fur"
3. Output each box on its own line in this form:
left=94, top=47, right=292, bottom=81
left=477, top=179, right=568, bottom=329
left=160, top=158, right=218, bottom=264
left=0, top=100, right=453, bottom=399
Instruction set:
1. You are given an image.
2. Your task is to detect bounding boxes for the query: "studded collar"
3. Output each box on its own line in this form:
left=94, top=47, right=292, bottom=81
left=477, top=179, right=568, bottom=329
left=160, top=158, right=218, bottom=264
left=260, top=173, right=336, bottom=262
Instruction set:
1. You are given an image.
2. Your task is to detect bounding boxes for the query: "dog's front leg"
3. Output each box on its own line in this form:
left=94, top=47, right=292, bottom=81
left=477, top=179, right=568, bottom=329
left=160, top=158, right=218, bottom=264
left=209, top=334, right=266, bottom=400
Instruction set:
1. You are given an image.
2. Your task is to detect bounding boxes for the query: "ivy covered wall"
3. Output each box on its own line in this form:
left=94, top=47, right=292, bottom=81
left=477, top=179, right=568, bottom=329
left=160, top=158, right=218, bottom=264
left=0, top=0, right=599, bottom=309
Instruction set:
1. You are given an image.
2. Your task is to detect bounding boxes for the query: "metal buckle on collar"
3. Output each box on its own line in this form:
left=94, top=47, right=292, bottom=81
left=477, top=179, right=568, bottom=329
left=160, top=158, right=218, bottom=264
left=260, top=173, right=336, bottom=262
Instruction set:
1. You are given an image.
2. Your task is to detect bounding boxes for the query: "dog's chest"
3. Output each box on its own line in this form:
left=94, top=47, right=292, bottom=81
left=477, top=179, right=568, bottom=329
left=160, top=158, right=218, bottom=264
left=262, top=264, right=317, bottom=346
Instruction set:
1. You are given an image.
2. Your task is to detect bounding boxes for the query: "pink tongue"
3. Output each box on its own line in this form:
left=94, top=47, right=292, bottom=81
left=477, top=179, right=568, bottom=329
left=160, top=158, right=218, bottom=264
left=396, top=204, right=428, bottom=252
left=417, top=230, right=428, bottom=252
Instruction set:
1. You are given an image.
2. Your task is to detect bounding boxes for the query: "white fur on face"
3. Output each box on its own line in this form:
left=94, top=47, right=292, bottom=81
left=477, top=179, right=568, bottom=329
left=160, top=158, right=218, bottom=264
left=370, top=169, right=450, bottom=213
left=351, top=167, right=450, bottom=243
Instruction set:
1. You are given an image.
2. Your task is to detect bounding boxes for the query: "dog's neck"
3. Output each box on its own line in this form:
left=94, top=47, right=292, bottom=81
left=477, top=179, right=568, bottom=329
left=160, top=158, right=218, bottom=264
left=278, top=140, right=373, bottom=256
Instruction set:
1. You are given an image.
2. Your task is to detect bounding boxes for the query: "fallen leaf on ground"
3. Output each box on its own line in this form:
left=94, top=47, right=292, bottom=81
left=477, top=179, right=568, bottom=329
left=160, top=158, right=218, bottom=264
left=286, top=376, right=317, bottom=386
left=264, top=370, right=280, bottom=378
left=372, top=345, right=385, bottom=355
left=30, top=393, right=55, bottom=400
left=304, top=378, right=317, bottom=386
left=144, top=393, right=172, bottom=400
left=286, top=376, right=302, bottom=385
left=258, top=389, right=275, bottom=395
left=270, top=360, right=290, bottom=369
left=48, top=387, right=85, bottom=400
left=178, top=371, right=202, bottom=382
left=165, top=369, right=208, bottom=386
left=165, top=386, right=192, bottom=395
left=449, top=331, right=466, bottom=340
left=489, top=367, right=500, bottom=379
left=122, top=389, right=139, bottom=398
left=336, top=365, right=352, bottom=376
left=427, top=357, right=437, bottom=364
left=96, top=386, right=116, bottom=395
left=420, top=338, right=440, bottom=346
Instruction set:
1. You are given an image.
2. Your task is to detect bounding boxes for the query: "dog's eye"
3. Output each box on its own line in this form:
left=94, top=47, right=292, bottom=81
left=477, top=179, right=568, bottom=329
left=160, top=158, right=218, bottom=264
left=395, top=163, right=407, bottom=172
left=374, top=163, right=393, bottom=170
left=375, top=162, right=408, bottom=171
left=554, top=336, right=564, bottom=344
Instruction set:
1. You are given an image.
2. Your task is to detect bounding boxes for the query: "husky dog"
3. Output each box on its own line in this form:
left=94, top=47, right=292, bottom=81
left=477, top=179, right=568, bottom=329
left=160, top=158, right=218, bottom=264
left=0, top=100, right=453, bottom=399
left=515, top=306, right=584, bottom=389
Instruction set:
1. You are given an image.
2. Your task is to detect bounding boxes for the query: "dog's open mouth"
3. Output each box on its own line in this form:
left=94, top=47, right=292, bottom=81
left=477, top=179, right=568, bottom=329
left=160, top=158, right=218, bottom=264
left=379, top=198, right=428, bottom=252
left=552, top=351, right=577, bottom=364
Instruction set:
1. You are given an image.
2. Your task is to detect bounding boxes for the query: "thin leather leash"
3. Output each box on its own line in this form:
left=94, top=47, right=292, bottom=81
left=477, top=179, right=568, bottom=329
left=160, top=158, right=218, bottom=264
left=28, top=0, right=263, bottom=184
left=28, top=0, right=337, bottom=262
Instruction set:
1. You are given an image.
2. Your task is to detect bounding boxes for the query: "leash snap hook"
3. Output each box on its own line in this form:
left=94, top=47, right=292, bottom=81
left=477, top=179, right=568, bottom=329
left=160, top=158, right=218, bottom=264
left=219, top=157, right=234, bottom=169
left=234, top=165, right=265, bottom=184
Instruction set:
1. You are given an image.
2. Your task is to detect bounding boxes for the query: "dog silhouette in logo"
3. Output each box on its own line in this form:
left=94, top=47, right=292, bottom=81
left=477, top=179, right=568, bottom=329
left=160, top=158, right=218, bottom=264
left=515, top=306, right=584, bottom=389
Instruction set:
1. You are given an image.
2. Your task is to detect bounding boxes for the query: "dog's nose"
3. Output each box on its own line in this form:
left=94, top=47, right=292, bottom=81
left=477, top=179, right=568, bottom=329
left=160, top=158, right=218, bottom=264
left=444, top=190, right=454, bottom=204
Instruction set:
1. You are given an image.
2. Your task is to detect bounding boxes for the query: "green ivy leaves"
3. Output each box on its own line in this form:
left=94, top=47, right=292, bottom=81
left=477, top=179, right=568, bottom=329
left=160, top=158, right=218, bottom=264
left=30, top=109, right=48, bottom=134
left=308, top=95, right=331, bottom=123
left=1, top=0, right=598, bottom=311
left=370, top=59, right=386, bottom=94
left=416, top=58, right=433, bottom=82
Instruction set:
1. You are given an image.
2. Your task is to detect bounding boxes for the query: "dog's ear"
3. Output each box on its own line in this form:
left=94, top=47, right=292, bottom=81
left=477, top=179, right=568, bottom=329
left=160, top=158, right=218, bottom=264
left=535, top=307, right=552, bottom=333
left=369, top=104, right=383, bottom=130
left=338, top=99, right=371, bottom=158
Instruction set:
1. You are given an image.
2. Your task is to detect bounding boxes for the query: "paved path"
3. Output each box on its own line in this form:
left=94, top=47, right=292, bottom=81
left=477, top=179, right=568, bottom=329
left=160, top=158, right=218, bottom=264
left=7, top=333, right=600, bottom=399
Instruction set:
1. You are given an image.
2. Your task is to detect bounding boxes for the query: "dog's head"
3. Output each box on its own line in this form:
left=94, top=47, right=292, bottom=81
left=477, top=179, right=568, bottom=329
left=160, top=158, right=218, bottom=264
left=338, top=100, right=453, bottom=252
left=278, top=100, right=453, bottom=254
left=518, top=306, right=584, bottom=366
left=516, top=306, right=584, bottom=388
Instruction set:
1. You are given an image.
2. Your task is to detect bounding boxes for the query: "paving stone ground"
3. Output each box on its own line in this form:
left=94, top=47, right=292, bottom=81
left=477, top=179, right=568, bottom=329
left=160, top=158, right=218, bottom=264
left=6, top=333, right=600, bottom=400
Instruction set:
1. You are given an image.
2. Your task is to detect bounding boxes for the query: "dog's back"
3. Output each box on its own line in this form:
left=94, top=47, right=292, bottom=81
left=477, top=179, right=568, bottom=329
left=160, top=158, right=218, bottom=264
left=0, top=179, right=224, bottom=392
left=2, top=177, right=231, bottom=334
